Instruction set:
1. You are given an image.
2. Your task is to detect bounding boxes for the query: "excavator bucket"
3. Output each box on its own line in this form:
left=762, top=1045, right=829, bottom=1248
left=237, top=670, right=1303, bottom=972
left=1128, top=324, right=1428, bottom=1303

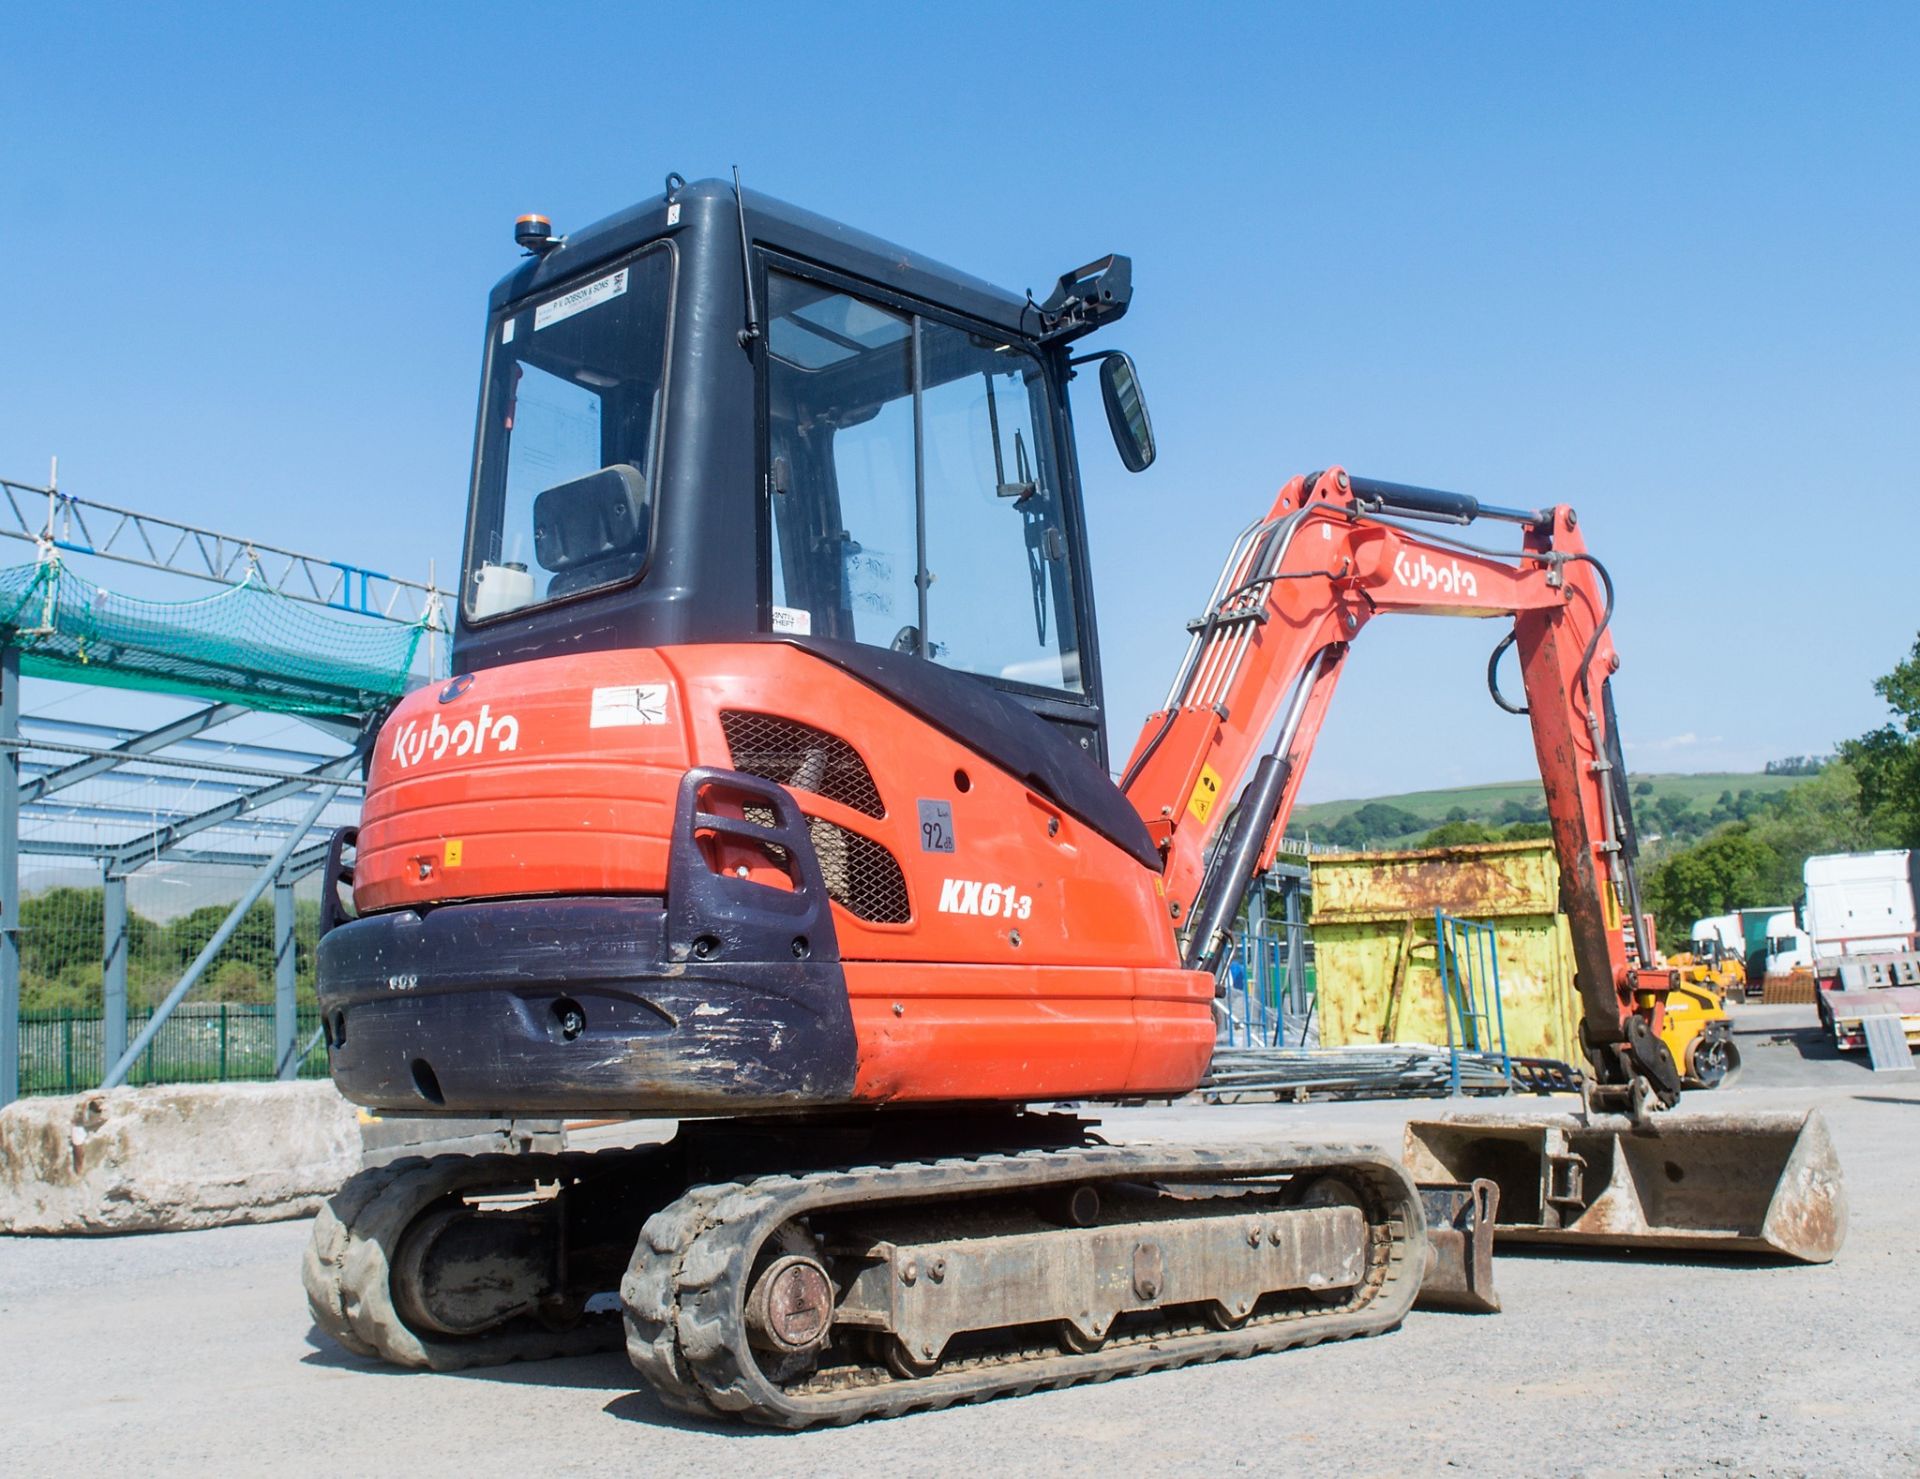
left=1402, top=1109, right=1846, bottom=1263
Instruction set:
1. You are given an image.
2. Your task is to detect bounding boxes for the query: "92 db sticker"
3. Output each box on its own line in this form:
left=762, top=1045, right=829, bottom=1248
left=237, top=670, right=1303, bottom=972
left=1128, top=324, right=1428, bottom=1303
left=917, top=799, right=955, bottom=853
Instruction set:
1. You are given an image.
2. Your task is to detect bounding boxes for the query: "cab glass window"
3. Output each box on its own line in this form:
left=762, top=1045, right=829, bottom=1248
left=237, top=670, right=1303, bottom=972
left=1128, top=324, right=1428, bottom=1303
left=765, top=270, right=1082, bottom=693
left=464, top=245, right=672, bottom=622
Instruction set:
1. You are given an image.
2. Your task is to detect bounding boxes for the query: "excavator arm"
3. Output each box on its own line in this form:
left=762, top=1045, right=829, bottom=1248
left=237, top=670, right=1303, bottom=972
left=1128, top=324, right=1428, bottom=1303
left=1120, top=466, right=1681, bottom=1110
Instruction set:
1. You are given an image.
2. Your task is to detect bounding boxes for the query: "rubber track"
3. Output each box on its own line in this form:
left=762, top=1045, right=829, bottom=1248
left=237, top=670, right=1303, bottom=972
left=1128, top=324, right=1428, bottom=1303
left=304, top=1152, right=626, bottom=1371
left=620, top=1141, right=1423, bottom=1428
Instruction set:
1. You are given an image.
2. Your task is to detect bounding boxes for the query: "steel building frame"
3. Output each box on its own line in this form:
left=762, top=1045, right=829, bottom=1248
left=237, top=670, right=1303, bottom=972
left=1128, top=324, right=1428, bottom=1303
left=0, top=474, right=439, bottom=1104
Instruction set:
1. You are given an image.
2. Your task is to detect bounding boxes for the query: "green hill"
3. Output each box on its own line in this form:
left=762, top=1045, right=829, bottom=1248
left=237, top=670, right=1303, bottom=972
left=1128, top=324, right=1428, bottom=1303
left=1291, top=771, right=1809, bottom=851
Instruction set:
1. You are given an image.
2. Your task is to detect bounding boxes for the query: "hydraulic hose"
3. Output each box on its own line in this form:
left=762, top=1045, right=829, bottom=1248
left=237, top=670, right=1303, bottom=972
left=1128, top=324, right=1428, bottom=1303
left=1557, top=551, right=1616, bottom=721
left=1480, top=552, right=1616, bottom=723
left=1486, top=630, right=1528, bottom=716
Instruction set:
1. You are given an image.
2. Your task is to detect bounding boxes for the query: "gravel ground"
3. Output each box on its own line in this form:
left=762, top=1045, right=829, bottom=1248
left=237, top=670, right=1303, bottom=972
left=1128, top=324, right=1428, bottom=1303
left=2, top=1002, right=1913, bottom=1478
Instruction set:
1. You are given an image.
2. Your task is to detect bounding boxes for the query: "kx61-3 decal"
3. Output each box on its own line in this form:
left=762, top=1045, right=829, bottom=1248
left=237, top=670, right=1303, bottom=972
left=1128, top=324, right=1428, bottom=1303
left=937, top=878, right=1034, bottom=920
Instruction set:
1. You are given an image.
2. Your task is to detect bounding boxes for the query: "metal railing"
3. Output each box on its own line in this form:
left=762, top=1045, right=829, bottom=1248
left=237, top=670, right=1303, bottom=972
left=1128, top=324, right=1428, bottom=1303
left=0, top=474, right=447, bottom=630
left=17, top=1004, right=328, bottom=1096
left=1218, top=936, right=1318, bottom=1048
left=1435, top=910, right=1513, bottom=1094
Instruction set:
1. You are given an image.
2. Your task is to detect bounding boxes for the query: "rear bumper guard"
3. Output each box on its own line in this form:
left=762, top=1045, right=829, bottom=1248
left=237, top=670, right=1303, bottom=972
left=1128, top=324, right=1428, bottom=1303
left=314, top=767, right=858, bottom=1116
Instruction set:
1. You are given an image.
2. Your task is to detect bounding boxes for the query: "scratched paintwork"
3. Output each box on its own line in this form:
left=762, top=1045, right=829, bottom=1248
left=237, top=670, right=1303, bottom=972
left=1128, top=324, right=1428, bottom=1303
left=1310, top=840, right=1581, bottom=1060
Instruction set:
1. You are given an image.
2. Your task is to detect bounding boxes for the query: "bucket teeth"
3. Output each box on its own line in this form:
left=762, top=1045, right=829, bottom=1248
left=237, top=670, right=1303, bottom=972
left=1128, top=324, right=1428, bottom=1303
left=1403, top=1109, right=1847, bottom=1264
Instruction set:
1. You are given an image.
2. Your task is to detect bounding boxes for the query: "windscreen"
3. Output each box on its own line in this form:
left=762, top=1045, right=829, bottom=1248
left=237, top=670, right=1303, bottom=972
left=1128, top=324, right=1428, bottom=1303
left=464, top=244, right=673, bottom=622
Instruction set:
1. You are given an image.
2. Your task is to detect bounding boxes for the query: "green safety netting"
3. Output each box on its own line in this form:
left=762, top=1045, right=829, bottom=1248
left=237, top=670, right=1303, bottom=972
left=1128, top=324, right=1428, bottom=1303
left=0, top=561, right=436, bottom=717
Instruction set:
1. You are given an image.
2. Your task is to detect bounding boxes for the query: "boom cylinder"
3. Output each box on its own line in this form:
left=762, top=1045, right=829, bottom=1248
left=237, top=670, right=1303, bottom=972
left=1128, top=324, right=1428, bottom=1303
left=1184, top=751, right=1292, bottom=974
left=1345, top=474, right=1546, bottom=528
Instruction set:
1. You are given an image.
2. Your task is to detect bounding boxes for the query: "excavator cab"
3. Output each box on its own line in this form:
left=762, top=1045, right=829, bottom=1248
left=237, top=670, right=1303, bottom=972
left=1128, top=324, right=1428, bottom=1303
left=457, top=181, right=1147, bottom=763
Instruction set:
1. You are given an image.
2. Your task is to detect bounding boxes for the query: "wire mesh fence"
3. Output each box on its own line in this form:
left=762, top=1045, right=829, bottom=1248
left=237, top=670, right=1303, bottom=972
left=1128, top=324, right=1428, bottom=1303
left=16, top=864, right=327, bottom=1016
left=13, top=863, right=330, bottom=1095
left=19, top=1004, right=328, bottom=1096
left=6, top=686, right=351, bottom=1099
left=1218, top=932, right=1320, bottom=1048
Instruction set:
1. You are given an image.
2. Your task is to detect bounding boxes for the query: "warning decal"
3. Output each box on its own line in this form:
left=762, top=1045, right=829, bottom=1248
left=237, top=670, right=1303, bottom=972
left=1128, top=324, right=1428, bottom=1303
left=590, top=683, right=669, bottom=727
left=1186, top=765, right=1223, bottom=825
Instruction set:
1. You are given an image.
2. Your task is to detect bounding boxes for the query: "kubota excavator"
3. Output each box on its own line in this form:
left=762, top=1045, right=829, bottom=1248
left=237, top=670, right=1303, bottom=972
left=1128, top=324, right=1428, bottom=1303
left=305, top=177, right=1843, bottom=1425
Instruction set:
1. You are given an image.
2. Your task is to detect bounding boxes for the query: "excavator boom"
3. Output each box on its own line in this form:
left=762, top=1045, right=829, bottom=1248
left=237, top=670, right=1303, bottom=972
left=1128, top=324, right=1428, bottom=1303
left=1112, top=463, right=1842, bottom=1258
left=1120, top=467, right=1673, bottom=1108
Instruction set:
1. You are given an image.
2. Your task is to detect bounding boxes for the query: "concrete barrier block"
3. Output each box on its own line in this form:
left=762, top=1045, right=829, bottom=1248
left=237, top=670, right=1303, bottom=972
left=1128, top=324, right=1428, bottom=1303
left=0, top=1080, right=361, bottom=1235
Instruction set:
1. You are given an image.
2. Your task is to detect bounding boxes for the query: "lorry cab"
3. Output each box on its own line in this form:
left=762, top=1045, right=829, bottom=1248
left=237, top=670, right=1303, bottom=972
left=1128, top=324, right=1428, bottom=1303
left=1688, top=912, right=1742, bottom=958
left=1759, top=911, right=1812, bottom=976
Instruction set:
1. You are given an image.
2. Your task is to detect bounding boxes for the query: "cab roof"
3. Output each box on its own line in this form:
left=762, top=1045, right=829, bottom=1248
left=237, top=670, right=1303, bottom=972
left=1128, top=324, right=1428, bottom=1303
left=488, top=177, right=1035, bottom=339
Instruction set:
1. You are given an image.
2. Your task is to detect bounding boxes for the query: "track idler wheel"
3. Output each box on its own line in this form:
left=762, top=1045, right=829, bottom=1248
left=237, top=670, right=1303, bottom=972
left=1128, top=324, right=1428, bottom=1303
left=738, top=1220, right=836, bottom=1386
left=744, top=1255, right=834, bottom=1359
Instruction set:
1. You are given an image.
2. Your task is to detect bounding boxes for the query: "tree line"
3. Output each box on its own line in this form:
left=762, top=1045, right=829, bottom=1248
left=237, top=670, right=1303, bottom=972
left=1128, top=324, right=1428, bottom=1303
left=1309, top=796, right=1552, bottom=850
left=1289, top=632, right=1919, bottom=948
left=1308, top=782, right=1800, bottom=855
left=1642, top=633, right=1920, bottom=940
left=17, top=888, right=323, bottom=1014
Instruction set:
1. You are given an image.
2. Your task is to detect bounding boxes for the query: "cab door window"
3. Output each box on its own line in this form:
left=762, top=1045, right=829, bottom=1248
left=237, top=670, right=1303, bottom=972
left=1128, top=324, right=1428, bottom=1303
left=764, top=269, right=1082, bottom=693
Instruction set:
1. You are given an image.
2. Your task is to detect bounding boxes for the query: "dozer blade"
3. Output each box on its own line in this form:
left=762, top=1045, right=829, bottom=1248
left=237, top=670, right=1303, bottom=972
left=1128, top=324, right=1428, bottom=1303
left=1414, top=1179, right=1502, bottom=1313
left=1402, top=1109, right=1846, bottom=1263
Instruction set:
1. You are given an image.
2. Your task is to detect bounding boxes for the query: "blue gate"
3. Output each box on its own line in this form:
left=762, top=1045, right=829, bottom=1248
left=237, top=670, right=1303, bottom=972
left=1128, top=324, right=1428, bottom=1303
left=1434, top=910, right=1513, bottom=1095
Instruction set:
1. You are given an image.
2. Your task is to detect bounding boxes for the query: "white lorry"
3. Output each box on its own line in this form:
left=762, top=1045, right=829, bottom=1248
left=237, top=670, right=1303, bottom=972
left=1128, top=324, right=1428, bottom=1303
left=1690, top=909, right=1810, bottom=991
left=1805, top=849, right=1920, bottom=1052
left=1689, top=913, right=1743, bottom=957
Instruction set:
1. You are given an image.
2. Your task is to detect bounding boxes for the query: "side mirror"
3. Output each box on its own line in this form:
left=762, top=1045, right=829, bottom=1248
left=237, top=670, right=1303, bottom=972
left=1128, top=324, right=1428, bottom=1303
left=1098, top=353, right=1156, bottom=472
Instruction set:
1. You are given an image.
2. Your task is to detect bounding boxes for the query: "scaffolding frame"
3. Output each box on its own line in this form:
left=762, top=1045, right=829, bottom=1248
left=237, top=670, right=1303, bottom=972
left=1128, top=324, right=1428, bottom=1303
left=0, top=473, right=448, bottom=631
left=0, top=473, right=431, bottom=1104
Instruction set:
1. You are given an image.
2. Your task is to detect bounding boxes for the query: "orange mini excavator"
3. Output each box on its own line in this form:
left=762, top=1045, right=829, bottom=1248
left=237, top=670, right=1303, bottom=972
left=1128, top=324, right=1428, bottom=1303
left=306, top=178, right=1843, bottom=1424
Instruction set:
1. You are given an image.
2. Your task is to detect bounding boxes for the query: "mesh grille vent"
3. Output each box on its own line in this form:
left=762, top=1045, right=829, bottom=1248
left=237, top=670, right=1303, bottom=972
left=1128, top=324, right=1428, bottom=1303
left=720, top=711, right=884, bottom=818
left=729, top=803, right=910, bottom=924
left=808, top=817, right=911, bottom=924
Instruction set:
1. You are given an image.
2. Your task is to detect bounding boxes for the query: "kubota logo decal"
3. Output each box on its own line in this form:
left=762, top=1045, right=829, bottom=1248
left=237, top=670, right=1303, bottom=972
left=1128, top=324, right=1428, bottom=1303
left=1392, top=550, right=1478, bottom=598
left=388, top=706, right=520, bottom=770
left=937, top=878, right=1034, bottom=920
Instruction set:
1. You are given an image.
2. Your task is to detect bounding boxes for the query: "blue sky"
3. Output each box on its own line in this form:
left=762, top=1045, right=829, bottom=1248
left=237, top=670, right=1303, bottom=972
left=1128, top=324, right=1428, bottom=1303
left=4, top=2, right=1915, bottom=802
